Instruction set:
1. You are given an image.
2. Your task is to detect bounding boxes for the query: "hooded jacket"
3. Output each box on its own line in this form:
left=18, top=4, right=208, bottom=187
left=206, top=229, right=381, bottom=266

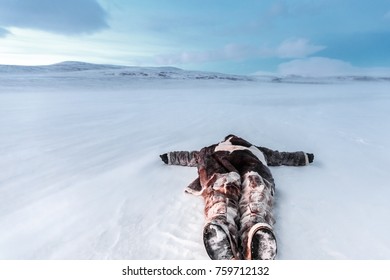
left=165, top=134, right=310, bottom=194
left=161, top=134, right=313, bottom=259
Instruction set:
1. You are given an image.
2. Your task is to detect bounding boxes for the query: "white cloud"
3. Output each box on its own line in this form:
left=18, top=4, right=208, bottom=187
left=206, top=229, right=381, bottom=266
left=277, top=57, right=390, bottom=76
left=0, top=0, right=108, bottom=35
left=155, top=44, right=258, bottom=65
left=155, top=38, right=325, bottom=65
left=155, top=50, right=213, bottom=65
left=0, top=28, right=151, bottom=66
left=275, top=38, right=326, bottom=58
left=0, top=27, right=9, bottom=37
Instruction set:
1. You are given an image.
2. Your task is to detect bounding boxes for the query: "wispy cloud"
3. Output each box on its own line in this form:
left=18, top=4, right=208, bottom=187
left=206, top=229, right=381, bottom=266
left=277, top=57, right=390, bottom=76
left=154, top=44, right=258, bottom=65
left=278, top=57, right=354, bottom=76
left=0, top=26, right=10, bottom=37
left=155, top=38, right=325, bottom=65
left=275, top=38, right=326, bottom=58
left=0, top=0, right=108, bottom=35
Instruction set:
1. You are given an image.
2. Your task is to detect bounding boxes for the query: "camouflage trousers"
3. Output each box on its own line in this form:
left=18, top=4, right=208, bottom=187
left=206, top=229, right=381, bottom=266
left=202, top=171, right=276, bottom=260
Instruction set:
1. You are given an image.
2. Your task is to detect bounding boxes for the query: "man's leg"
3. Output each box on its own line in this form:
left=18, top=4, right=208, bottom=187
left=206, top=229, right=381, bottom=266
left=202, top=172, right=242, bottom=260
left=239, top=171, right=277, bottom=260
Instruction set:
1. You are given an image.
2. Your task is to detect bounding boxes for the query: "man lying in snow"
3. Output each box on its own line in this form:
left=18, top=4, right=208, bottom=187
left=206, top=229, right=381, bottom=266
left=160, top=134, right=314, bottom=260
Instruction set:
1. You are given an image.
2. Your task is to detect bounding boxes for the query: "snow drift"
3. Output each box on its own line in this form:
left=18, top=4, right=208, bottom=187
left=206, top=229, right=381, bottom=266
left=0, top=62, right=389, bottom=259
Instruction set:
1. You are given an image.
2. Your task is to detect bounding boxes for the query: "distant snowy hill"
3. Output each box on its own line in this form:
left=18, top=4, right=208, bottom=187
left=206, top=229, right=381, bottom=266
left=0, top=61, right=253, bottom=82
left=1, top=61, right=390, bottom=85
left=0, top=61, right=125, bottom=74
left=1, top=61, right=390, bottom=84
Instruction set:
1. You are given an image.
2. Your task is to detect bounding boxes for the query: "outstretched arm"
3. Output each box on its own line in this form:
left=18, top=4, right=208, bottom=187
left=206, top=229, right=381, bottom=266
left=257, top=146, right=314, bottom=166
left=160, top=151, right=199, bottom=167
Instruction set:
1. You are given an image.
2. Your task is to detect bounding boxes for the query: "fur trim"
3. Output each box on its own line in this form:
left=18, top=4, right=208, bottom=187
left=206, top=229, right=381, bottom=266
left=304, top=152, right=309, bottom=165
left=214, top=139, right=267, bottom=166
left=246, top=223, right=275, bottom=260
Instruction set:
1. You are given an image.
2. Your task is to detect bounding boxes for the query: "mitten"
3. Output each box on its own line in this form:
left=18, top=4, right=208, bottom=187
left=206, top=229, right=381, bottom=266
left=307, top=153, right=314, bottom=163
left=160, top=153, right=168, bottom=164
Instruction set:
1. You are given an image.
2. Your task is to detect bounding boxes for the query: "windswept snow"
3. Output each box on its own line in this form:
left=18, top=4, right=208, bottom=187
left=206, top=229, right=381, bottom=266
left=0, top=62, right=390, bottom=259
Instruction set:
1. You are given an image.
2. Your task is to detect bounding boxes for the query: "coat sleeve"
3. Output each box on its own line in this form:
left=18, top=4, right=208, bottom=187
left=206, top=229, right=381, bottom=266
left=184, top=177, right=203, bottom=195
left=257, top=146, right=312, bottom=166
left=161, top=151, right=199, bottom=167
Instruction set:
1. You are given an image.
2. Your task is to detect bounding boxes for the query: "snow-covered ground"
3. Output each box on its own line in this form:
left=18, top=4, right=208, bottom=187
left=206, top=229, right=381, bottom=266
left=0, top=62, right=389, bottom=259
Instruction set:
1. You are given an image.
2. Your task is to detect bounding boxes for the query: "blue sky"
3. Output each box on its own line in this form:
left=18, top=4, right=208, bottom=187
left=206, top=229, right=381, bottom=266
left=0, top=0, right=389, bottom=75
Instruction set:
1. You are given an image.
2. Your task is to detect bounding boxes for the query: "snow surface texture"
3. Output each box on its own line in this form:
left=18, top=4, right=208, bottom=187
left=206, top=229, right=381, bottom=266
left=1, top=62, right=390, bottom=259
